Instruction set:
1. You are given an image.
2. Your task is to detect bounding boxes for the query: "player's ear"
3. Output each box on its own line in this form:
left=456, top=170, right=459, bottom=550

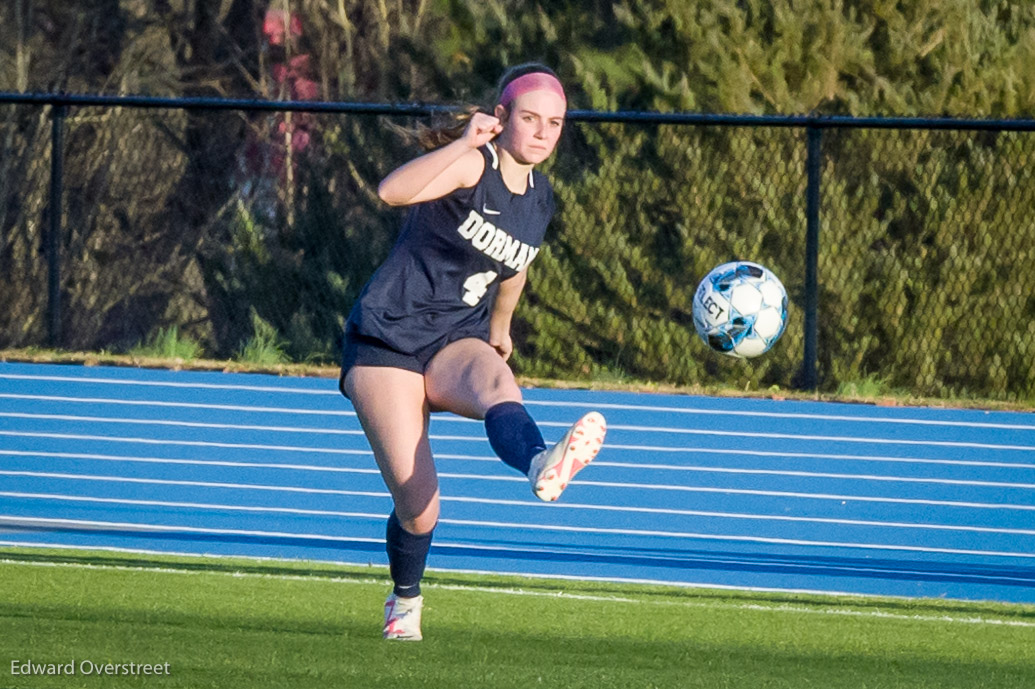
left=494, top=103, right=509, bottom=123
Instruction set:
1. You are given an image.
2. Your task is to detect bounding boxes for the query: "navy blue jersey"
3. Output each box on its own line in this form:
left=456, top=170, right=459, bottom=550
left=345, top=142, right=555, bottom=355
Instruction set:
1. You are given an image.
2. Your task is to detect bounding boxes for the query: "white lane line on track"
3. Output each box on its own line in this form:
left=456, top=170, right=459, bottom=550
left=570, top=479, right=1035, bottom=510
left=0, top=412, right=368, bottom=436
left=4, top=377, right=1034, bottom=430
left=0, top=394, right=352, bottom=417
left=6, top=490, right=1035, bottom=537
left=9, top=412, right=1035, bottom=462
left=604, top=445, right=1035, bottom=470
left=0, top=431, right=373, bottom=455
left=6, top=444, right=1035, bottom=504
left=1, top=492, right=386, bottom=518
left=526, top=399, right=1035, bottom=431
left=4, top=439, right=1034, bottom=490
left=4, top=421, right=1033, bottom=452
left=596, top=463, right=1035, bottom=490
left=4, top=443, right=1035, bottom=492
left=0, top=414, right=483, bottom=445
left=606, top=424, right=1035, bottom=451
left=2, top=555, right=1032, bottom=627
left=0, top=470, right=383, bottom=493
left=0, top=449, right=380, bottom=471
left=0, top=373, right=338, bottom=395
left=1, top=515, right=1034, bottom=562
left=6, top=426, right=1035, bottom=473
left=5, top=438, right=1035, bottom=475
left=3, top=463, right=1035, bottom=511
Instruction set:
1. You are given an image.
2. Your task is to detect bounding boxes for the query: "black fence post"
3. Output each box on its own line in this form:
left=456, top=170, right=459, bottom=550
left=47, top=104, right=66, bottom=348
left=799, top=123, right=822, bottom=390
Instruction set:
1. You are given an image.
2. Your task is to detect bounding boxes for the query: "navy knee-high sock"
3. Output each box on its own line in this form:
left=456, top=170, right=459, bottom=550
left=385, top=511, right=433, bottom=598
left=484, top=401, right=547, bottom=476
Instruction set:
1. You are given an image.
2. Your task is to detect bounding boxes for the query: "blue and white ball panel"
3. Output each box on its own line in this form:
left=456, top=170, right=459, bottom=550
left=692, top=260, right=788, bottom=358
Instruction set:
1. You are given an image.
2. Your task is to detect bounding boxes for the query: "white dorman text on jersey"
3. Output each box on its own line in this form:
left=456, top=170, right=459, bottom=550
left=456, top=209, right=540, bottom=272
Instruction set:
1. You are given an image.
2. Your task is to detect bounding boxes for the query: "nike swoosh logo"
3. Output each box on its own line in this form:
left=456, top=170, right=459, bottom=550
left=482, top=204, right=501, bottom=216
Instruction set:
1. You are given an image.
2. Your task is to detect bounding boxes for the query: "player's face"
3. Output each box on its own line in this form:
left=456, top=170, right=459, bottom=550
left=495, top=89, right=566, bottom=165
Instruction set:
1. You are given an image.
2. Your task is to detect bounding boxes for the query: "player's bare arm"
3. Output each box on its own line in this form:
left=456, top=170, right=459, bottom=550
left=378, top=113, right=502, bottom=206
left=488, top=269, right=527, bottom=360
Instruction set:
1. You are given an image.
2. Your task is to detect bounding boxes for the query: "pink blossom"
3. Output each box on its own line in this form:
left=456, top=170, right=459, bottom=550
left=263, top=10, right=303, bottom=46
left=292, top=78, right=319, bottom=101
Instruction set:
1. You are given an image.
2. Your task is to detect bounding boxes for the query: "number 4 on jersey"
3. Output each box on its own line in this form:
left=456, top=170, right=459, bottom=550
left=462, top=270, right=498, bottom=306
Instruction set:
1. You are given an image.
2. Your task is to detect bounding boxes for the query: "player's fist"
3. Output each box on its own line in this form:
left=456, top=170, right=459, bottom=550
left=490, top=332, right=513, bottom=361
left=463, top=112, right=503, bottom=148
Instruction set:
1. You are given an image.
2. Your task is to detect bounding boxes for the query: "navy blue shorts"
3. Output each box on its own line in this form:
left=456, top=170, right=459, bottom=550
left=338, top=330, right=485, bottom=398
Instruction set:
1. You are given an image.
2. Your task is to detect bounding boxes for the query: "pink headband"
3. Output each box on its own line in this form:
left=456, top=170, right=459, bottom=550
left=499, top=72, right=566, bottom=108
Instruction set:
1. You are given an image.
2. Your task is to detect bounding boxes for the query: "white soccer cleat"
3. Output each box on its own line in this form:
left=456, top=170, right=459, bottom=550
left=528, top=411, right=607, bottom=502
left=383, top=592, right=423, bottom=641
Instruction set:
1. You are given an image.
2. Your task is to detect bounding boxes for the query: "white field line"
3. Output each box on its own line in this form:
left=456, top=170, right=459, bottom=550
left=0, top=546, right=903, bottom=602
left=1, top=514, right=1033, bottom=562
left=5, top=370, right=1035, bottom=432
left=0, top=539, right=1016, bottom=604
left=2, top=555, right=1033, bottom=628
left=3, top=467, right=1034, bottom=511
left=5, top=489, right=1035, bottom=537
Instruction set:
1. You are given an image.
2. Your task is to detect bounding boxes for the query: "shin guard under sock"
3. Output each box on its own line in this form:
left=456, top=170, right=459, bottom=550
left=385, top=511, right=433, bottom=598
left=484, top=401, right=548, bottom=476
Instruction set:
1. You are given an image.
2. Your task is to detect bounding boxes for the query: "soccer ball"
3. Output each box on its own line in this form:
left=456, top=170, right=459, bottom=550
left=692, top=261, right=788, bottom=358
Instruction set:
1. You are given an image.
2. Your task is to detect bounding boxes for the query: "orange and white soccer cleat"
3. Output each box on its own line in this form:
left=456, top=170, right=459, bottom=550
left=528, top=411, right=607, bottom=502
left=383, top=592, right=423, bottom=641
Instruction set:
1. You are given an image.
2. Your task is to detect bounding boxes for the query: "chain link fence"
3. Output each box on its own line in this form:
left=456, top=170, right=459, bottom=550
left=2, top=94, right=1034, bottom=401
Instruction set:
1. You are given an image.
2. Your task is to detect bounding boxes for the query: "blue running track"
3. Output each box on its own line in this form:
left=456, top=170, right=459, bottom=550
left=2, top=361, right=1034, bottom=603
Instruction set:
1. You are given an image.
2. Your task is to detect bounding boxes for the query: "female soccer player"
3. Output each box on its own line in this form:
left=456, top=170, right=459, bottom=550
left=339, top=64, right=607, bottom=641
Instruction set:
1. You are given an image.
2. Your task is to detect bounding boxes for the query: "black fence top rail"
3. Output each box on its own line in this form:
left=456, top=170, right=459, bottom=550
left=3, top=90, right=1035, bottom=132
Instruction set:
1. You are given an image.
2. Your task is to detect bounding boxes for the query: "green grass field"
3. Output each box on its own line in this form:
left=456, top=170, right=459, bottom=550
left=2, top=547, right=1034, bottom=688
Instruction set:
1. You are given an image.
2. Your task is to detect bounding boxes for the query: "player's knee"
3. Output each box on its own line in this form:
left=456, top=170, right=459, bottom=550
left=400, top=511, right=438, bottom=536
left=470, top=357, right=521, bottom=402
left=396, top=497, right=439, bottom=535
left=484, top=369, right=522, bottom=404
